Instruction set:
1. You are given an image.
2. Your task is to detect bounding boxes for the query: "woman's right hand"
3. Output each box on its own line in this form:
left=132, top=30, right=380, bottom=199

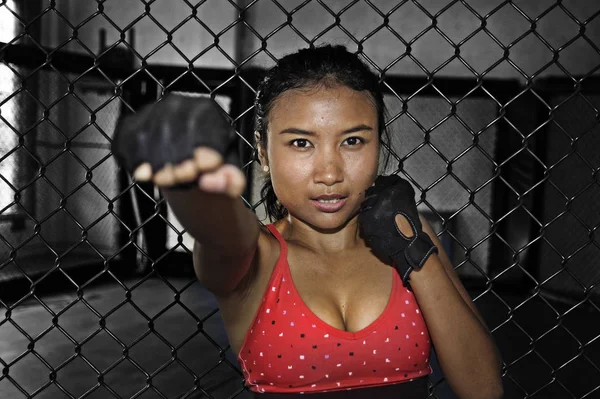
left=111, top=94, right=246, bottom=198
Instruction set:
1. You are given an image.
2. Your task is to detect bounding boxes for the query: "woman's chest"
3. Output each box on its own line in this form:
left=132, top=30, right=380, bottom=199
left=287, top=250, right=394, bottom=333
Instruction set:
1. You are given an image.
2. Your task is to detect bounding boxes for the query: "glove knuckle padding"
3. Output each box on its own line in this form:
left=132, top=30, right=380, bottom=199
left=112, top=94, right=239, bottom=174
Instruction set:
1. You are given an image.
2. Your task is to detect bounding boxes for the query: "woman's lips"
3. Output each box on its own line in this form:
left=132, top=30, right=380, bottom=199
left=311, top=197, right=347, bottom=213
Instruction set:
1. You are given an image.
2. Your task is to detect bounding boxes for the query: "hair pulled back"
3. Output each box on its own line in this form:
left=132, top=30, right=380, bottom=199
left=254, top=44, right=388, bottom=221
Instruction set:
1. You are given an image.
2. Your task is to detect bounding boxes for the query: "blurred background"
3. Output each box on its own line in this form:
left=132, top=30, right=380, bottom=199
left=0, top=0, right=599, bottom=398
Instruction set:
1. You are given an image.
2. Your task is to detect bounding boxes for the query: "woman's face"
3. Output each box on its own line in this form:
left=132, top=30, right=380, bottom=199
left=265, top=84, right=380, bottom=231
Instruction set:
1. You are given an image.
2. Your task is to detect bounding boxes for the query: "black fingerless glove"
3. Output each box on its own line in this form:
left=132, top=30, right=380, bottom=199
left=112, top=94, right=240, bottom=189
left=358, top=175, right=438, bottom=285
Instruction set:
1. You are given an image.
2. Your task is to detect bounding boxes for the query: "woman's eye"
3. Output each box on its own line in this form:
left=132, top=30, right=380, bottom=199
left=344, top=137, right=363, bottom=146
left=291, top=139, right=311, bottom=148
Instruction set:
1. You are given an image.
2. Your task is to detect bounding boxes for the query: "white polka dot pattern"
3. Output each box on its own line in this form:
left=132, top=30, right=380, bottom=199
left=238, top=224, right=432, bottom=394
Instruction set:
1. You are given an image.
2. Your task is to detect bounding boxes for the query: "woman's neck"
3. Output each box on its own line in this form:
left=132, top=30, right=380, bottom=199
left=277, top=216, right=365, bottom=255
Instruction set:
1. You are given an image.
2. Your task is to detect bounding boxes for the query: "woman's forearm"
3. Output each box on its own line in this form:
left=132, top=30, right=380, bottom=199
left=162, top=188, right=259, bottom=255
left=409, top=255, right=503, bottom=399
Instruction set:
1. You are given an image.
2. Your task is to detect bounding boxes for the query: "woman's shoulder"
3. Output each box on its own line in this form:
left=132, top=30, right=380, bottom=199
left=213, top=223, right=281, bottom=300
left=213, top=223, right=284, bottom=355
left=248, top=221, right=285, bottom=288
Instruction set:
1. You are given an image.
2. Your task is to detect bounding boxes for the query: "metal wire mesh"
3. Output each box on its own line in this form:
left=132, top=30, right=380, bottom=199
left=0, top=0, right=599, bottom=398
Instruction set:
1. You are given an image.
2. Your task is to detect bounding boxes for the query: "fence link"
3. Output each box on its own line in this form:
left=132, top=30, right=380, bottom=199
left=1, top=0, right=599, bottom=398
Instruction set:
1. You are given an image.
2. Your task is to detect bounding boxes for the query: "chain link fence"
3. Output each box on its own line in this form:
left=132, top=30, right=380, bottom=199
left=1, top=0, right=599, bottom=398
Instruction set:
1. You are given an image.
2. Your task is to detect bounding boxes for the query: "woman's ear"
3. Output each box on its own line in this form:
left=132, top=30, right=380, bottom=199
left=255, top=131, right=269, bottom=169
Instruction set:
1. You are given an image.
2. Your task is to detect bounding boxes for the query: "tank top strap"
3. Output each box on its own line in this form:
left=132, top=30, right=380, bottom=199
left=266, top=224, right=288, bottom=265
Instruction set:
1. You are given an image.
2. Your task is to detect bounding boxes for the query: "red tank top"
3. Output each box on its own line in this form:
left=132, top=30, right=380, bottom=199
left=237, top=224, right=432, bottom=394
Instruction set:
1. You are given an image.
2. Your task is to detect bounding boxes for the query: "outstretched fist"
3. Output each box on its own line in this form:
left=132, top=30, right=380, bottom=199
left=111, top=94, right=246, bottom=197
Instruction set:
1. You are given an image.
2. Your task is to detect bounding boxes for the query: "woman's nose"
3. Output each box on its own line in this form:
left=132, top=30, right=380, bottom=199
left=313, top=150, right=344, bottom=186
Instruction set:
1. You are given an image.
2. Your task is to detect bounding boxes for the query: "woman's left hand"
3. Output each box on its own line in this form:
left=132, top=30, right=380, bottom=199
left=358, top=174, right=438, bottom=283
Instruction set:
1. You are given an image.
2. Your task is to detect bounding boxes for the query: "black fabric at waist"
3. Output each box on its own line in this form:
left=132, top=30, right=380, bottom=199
left=251, top=377, right=428, bottom=399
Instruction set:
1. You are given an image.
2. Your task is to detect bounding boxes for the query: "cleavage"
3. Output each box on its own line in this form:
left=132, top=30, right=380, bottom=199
left=286, top=250, right=393, bottom=333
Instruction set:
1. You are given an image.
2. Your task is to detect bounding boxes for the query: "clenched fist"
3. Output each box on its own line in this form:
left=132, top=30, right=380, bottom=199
left=359, top=175, right=438, bottom=284
left=111, top=94, right=246, bottom=197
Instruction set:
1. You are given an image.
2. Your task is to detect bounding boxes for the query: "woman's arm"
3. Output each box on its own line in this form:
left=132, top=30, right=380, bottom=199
left=418, top=215, right=493, bottom=331
left=409, top=216, right=503, bottom=399
left=163, top=186, right=260, bottom=297
left=111, top=94, right=259, bottom=297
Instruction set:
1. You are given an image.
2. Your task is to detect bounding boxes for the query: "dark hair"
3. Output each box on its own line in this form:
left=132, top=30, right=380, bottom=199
left=254, top=44, right=390, bottom=221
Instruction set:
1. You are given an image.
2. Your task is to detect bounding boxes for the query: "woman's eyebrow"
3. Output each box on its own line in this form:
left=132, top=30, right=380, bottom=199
left=279, top=128, right=315, bottom=136
left=279, top=124, right=374, bottom=135
left=342, top=124, right=373, bottom=134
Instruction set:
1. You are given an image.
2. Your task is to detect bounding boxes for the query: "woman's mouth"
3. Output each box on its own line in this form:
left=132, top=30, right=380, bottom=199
left=311, top=196, right=347, bottom=212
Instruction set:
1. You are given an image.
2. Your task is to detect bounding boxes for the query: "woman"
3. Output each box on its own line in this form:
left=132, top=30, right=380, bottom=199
left=112, top=45, right=503, bottom=398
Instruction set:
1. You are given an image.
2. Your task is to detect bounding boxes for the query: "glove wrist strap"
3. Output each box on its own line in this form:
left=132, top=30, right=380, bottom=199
left=391, top=233, right=439, bottom=287
left=406, top=233, right=439, bottom=270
